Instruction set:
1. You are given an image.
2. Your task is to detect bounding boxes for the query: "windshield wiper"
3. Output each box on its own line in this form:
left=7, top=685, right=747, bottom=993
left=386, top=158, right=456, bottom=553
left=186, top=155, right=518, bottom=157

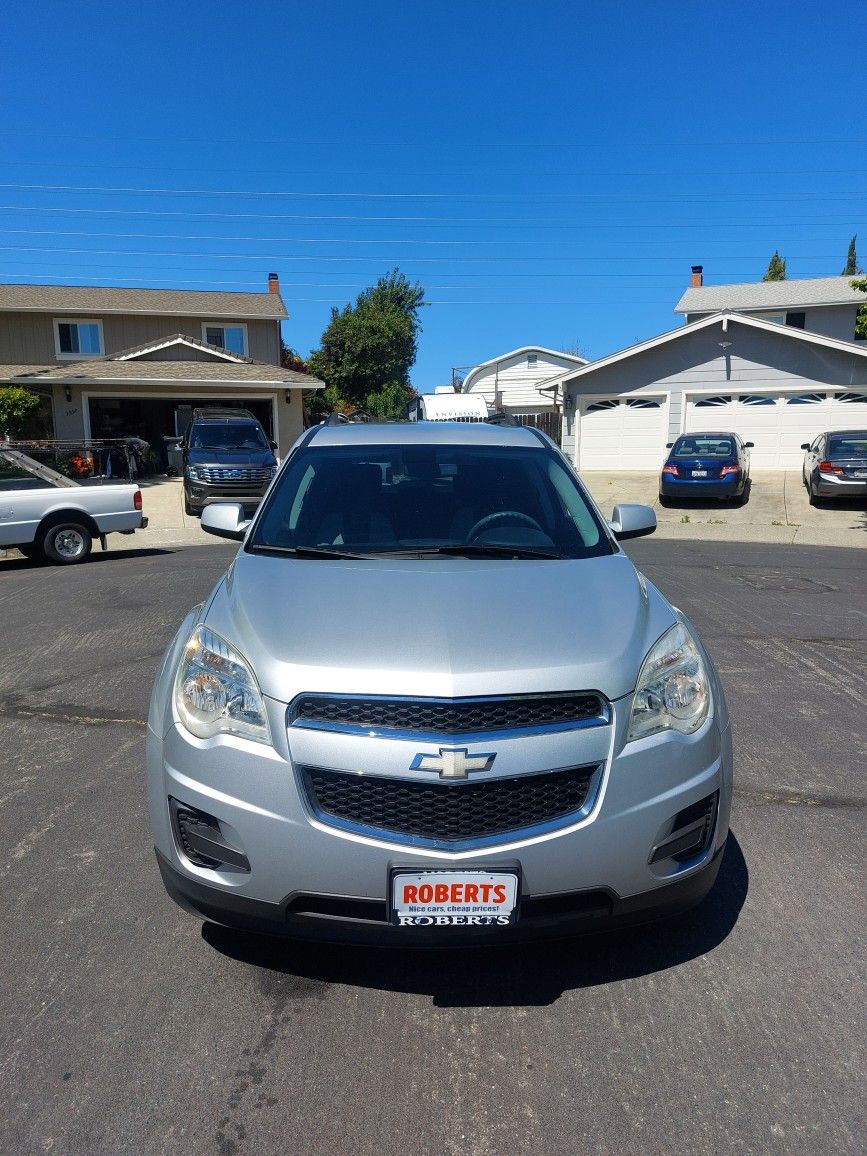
left=248, top=544, right=372, bottom=559
left=384, top=544, right=565, bottom=560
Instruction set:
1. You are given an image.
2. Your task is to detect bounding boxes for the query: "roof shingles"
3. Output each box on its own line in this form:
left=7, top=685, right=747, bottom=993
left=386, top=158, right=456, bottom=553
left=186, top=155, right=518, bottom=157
left=675, top=275, right=866, bottom=314
left=0, top=283, right=288, bottom=319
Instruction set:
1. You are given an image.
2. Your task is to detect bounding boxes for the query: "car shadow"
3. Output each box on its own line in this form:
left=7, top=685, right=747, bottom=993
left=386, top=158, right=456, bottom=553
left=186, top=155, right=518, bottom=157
left=0, top=546, right=175, bottom=568
left=202, top=832, right=748, bottom=1007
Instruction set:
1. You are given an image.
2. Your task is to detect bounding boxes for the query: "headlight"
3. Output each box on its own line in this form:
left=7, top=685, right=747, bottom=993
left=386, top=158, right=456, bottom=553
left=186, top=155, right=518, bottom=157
left=174, top=625, right=271, bottom=744
left=627, top=622, right=710, bottom=742
left=185, top=465, right=200, bottom=481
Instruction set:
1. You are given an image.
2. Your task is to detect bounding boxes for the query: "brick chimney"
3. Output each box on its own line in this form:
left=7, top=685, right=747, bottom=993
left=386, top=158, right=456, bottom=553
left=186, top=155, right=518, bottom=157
left=690, top=265, right=703, bottom=288
left=268, top=272, right=280, bottom=294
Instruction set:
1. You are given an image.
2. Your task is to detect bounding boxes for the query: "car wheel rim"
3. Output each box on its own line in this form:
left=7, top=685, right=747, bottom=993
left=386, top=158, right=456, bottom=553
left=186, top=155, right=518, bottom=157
left=55, top=529, right=85, bottom=559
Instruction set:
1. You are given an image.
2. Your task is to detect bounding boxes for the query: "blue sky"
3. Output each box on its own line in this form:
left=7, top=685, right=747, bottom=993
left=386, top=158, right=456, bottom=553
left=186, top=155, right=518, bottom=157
left=1, top=0, right=865, bottom=388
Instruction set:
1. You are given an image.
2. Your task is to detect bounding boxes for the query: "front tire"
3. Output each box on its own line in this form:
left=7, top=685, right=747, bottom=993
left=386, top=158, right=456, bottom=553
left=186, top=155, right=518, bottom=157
left=41, top=522, right=93, bottom=564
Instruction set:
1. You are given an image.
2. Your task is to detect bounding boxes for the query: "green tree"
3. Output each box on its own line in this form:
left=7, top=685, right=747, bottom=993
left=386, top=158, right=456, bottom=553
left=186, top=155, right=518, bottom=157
left=763, top=250, right=787, bottom=281
left=842, top=235, right=863, bottom=276
left=307, top=269, right=425, bottom=419
left=851, top=278, right=867, bottom=340
left=0, top=385, right=40, bottom=439
left=280, top=341, right=310, bottom=373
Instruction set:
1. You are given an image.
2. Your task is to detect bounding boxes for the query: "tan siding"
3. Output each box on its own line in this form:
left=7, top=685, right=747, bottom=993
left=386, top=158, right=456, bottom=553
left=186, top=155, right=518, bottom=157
left=0, top=312, right=281, bottom=365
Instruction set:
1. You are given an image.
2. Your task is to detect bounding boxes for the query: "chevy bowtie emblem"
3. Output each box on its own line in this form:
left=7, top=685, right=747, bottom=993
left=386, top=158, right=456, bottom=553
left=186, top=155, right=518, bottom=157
left=410, top=747, right=496, bottom=779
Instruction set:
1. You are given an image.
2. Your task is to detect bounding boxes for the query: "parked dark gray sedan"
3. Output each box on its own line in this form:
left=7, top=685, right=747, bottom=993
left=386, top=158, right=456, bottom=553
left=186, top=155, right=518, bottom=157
left=801, top=429, right=867, bottom=504
left=147, top=422, right=732, bottom=944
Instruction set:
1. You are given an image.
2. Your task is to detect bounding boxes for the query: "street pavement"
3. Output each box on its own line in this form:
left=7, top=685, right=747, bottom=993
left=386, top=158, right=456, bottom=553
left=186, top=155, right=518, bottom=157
left=0, top=540, right=864, bottom=1155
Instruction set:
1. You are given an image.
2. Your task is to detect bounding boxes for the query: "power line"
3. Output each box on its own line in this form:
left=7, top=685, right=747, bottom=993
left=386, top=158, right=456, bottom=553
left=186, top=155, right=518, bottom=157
left=1, top=204, right=862, bottom=229
left=1, top=182, right=865, bottom=204
left=2, top=243, right=854, bottom=267
left=0, top=226, right=858, bottom=250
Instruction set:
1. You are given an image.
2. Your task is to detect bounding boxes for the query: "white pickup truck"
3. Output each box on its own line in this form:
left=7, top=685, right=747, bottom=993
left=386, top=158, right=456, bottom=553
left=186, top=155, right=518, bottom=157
left=0, top=447, right=148, bottom=564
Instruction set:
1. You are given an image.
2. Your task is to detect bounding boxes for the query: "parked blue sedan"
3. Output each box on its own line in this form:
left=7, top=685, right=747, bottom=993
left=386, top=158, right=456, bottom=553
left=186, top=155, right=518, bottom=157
left=659, top=432, right=752, bottom=505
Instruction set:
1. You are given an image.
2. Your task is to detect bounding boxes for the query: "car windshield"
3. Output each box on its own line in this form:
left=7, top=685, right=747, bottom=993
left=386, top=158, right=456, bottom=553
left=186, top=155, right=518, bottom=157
left=190, top=423, right=269, bottom=451
left=827, top=433, right=867, bottom=457
left=249, top=443, right=613, bottom=559
left=671, top=436, right=735, bottom=458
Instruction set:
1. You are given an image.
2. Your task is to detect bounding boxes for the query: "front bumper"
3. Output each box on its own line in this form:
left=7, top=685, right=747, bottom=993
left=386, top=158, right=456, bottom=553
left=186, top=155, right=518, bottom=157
left=155, top=842, right=724, bottom=944
left=184, top=479, right=270, bottom=510
left=147, top=687, right=733, bottom=943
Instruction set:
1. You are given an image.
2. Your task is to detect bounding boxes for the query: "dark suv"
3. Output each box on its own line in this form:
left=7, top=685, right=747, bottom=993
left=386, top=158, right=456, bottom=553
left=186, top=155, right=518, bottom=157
left=182, top=408, right=278, bottom=516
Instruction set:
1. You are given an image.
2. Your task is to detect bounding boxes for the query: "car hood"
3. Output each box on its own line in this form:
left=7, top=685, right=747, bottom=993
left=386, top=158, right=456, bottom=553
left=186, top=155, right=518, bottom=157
left=187, top=448, right=276, bottom=467
left=202, top=551, right=678, bottom=703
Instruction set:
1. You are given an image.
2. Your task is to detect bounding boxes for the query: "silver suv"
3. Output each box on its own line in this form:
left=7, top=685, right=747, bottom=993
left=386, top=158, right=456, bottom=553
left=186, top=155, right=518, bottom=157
left=147, top=422, right=732, bottom=943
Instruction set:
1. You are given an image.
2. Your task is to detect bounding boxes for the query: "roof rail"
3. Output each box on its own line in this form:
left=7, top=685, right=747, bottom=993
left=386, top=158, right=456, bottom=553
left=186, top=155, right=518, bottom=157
left=323, top=412, right=347, bottom=426
left=486, top=411, right=520, bottom=427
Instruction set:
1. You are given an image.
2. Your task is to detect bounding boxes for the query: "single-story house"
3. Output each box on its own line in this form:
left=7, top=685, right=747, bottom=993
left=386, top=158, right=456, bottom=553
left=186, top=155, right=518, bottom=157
left=461, top=346, right=587, bottom=412
left=555, top=311, right=867, bottom=470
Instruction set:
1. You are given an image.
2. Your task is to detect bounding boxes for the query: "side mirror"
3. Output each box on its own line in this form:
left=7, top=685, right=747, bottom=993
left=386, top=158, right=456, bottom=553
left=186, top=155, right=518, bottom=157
left=800, top=443, right=810, bottom=450
left=665, top=442, right=673, bottom=448
left=744, top=441, right=754, bottom=448
left=609, top=503, right=657, bottom=541
left=200, top=503, right=251, bottom=541
left=269, top=440, right=278, bottom=451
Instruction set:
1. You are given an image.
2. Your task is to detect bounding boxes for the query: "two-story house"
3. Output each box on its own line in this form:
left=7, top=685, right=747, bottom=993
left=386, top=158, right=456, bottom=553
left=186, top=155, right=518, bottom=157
left=551, top=268, right=867, bottom=470
left=674, top=267, right=866, bottom=342
left=0, top=275, right=322, bottom=457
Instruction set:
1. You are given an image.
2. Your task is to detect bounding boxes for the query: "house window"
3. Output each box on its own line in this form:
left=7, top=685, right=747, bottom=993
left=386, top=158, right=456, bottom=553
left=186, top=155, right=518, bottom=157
left=625, top=398, right=662, bottom=409
left=786, top=393, right=825, bottom=405
left=785, top=311, right=806, bottom=329
left=54, top=319, right=103, bottom=358
left=739, top=394, right=776, bottom=406
left=585, top=399, right=619, bottom=412
left=202, top=323, right=247, bottom=356
left=694, top=395, right=732, bottom=407
left=527, top=354, right=538, bottom=367
left=758, top=313, right=786, bottom=325
left=836, top=392, right=867, bottom=404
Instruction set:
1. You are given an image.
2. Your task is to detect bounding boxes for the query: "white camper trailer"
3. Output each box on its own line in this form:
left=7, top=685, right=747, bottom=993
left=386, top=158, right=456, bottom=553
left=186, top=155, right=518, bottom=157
left=408, top=393, right=489, bottom=422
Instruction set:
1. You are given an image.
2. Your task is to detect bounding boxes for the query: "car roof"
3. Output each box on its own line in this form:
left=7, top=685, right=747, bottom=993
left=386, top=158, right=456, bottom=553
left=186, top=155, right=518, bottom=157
left=826, top=429, right=867, bottom=437
left=308, top=420, right=546, bottom=448
left=193, top=408, right=260, bottom=423
left=674, top=431, right=738, bottom=439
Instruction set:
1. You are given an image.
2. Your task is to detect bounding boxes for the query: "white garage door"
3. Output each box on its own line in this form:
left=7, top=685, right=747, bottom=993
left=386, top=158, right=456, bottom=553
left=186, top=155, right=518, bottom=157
left=578, top=397, right=668, bottom=469
left=684, top=391, right=867, bottom=469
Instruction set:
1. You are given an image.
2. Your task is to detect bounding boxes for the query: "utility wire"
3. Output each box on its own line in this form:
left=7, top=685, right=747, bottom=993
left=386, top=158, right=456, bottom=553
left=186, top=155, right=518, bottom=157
left=0, top=204, right=861, bottom=229
left=0, top=226, right=858, bottom=250
left=0, top=182, right=865, bottom=204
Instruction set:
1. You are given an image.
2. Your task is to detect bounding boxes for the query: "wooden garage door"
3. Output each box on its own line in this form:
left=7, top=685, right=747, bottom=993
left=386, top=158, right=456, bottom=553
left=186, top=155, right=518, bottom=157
left=685, top=391, right=867, bottom=468
left=578, top=397, right=668, bottom=470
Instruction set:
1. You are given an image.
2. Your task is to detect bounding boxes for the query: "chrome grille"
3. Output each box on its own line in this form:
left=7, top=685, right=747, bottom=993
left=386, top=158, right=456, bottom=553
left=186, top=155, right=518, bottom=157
left=199, top=466, right=272, bottom=484
left=300, top=764, right=600, bottom=849
left=289, top=692, right=608, bottom=739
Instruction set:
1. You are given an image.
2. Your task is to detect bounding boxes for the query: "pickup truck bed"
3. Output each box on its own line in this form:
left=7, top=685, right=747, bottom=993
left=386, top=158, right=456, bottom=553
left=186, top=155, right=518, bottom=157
left=0, top=448, right=147, bottom=564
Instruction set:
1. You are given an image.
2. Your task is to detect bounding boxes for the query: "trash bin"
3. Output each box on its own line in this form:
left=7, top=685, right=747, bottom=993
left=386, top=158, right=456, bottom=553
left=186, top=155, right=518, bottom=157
left=166, top=442, right=184, bottom=477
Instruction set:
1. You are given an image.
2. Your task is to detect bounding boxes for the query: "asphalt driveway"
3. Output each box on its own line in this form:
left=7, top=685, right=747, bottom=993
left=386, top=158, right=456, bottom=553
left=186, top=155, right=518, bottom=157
left=0, top=541, right=864, bottom=1155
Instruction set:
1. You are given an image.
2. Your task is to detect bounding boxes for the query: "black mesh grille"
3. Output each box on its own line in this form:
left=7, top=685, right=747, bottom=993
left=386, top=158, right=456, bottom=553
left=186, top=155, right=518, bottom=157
left=292, top=693, right=605, bottom=736
left=301, top=765, right=598, bottom=847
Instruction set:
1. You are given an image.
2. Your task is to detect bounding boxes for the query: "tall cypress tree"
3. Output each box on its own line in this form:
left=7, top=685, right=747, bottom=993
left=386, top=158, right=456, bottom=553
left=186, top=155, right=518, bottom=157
left=842, top=235, right=862, bottom=276
left=763, top=250, right=787, bottom=281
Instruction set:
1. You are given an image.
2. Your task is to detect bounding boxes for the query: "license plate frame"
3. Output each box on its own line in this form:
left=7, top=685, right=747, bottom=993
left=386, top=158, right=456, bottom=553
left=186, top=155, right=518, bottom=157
left=388, top=864, right=522, bottom=928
